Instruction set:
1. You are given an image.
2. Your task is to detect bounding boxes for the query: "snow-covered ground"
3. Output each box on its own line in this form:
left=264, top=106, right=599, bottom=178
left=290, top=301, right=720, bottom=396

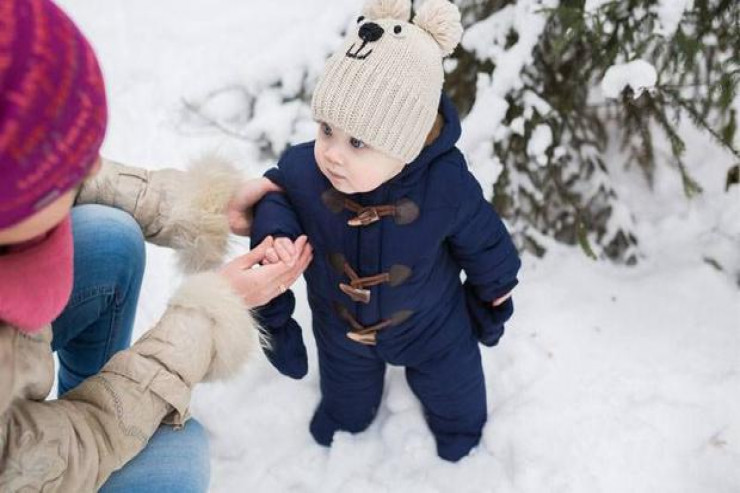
left=58, top=1, right=740, bottom=492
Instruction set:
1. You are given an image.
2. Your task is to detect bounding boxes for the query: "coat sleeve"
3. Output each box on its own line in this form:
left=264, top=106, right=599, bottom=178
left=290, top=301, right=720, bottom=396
left=0, top=272, right=260, bottom=492
left=250, top=166, right=304, bottom=243
left=447, top=165, right=521, bottom=302
left=249, top=165, right=308, bottom=379
left=76, top=155, right=242, bottom=273
left=447, top=163, right=522, bottom=346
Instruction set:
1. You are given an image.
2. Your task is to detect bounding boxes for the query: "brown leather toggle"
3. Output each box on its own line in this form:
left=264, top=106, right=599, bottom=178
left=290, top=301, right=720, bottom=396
left=329, top=253, right=412, bottom=304
left=347, top=205, right=395, bottom=227
left=339, top=283, right=372, bottom=304
left=321, top=189, right=420, bottom=227
left=334, top=303, right=413, bottom=346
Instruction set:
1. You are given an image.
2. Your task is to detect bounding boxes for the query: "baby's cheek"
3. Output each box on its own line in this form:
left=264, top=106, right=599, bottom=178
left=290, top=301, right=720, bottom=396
left=357, top=169, right=386, bottom=192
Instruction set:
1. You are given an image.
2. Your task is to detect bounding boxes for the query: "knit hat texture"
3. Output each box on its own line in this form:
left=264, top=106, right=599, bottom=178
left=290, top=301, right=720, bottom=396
left=0, top=0, right=107, bottom=229
left=311, top=0, right=462, bottom=164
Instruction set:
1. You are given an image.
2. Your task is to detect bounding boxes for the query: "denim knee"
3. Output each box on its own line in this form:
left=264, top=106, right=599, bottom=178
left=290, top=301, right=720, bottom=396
left=100, top=420, right=211, bottom=493
left=70, top=204, right=146, bottom=297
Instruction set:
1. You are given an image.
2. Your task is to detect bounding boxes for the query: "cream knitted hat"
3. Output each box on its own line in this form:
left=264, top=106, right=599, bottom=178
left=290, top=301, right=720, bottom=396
left=311, top=0, right=463, bottom=164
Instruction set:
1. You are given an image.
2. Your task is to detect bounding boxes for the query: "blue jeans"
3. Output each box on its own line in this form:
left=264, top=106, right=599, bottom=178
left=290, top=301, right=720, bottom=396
left=52, top=204, right=210, bottom=492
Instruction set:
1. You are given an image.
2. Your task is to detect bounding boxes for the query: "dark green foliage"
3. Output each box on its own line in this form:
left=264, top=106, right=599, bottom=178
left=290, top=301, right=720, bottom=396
left=446, top=0, right=739, bottom=262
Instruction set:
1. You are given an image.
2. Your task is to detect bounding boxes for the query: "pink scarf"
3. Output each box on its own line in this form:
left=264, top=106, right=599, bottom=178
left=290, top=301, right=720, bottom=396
left=0, top=216, right=74, bottom=334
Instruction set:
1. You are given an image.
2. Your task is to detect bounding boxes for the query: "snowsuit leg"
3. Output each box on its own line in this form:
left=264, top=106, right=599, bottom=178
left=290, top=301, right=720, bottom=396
left=405, top=333, right=487, bottom=462
left=310, top=342, right=386, bottom=446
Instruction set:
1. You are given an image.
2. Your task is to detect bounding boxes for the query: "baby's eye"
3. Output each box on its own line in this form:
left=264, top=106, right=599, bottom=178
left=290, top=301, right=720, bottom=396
left=321, top=123, right=332, bottom=137
left=349, top=137, right=366, bottom=149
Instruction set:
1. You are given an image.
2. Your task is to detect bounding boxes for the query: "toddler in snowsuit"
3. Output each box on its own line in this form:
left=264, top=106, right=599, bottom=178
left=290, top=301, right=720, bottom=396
left=251, top=0, right=521, bottom=462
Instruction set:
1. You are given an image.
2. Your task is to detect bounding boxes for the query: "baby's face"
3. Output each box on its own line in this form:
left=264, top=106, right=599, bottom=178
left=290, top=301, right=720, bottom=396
left=314, top=122, right=405, bottom=194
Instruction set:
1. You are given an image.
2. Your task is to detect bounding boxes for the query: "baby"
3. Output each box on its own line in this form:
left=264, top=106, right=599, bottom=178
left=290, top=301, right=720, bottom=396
left=251, top=0, right=521, bottom=461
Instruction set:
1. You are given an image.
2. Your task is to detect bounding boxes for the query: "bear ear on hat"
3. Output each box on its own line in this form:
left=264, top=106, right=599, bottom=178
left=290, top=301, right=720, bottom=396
left=362, top=0, right=412, bottom=22
left=413, top=0, right=463, bottom=57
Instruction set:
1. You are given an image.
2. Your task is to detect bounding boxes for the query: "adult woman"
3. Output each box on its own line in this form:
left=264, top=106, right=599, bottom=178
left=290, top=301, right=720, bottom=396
left=0, top=0, right=311, bottom=491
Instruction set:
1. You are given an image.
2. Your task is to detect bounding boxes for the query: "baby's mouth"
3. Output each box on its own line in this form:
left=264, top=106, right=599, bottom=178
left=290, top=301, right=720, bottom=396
left=346, top=40, right=373, bottom=60
left=327, top=169, right=345, bottom=180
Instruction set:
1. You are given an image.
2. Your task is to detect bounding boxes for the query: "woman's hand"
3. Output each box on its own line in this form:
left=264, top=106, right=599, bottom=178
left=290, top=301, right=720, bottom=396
left=219, top=235, right=313, bottom=307
left=262, top=237, right=297, bottom=266
left=227, top=177, right=282, bottom=236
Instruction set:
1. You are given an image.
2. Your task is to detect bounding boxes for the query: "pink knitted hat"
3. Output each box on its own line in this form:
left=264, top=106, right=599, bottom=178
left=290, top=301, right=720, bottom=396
left=0, top=0, right=108, bottom=229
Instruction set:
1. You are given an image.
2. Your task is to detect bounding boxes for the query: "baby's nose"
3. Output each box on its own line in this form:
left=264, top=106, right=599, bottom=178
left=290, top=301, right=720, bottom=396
left=359, top=22, right=384, bottom=43
left=325, top=147, right=342, bottom=165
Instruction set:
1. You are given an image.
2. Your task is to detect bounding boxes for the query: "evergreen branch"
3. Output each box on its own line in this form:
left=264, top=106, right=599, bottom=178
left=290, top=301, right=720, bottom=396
left=180, top=98, right=252, bottom=142
left=660, top=88, right=740, bottom=159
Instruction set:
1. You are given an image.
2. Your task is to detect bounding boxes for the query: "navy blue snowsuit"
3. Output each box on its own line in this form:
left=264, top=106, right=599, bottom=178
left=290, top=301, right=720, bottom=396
left=251, top=93, right=521, bottom=461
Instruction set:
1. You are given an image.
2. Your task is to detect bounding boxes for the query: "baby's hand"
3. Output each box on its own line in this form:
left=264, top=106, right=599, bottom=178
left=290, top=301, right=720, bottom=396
left=263, top=237, right=299, bottom=266
left=492, top=292, right=512, bottom=307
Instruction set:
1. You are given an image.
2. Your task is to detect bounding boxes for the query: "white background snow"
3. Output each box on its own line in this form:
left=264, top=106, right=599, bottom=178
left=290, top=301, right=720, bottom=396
left=56, top=1, right=740, bottom=492
left=601, top=60, right=658, bottom=99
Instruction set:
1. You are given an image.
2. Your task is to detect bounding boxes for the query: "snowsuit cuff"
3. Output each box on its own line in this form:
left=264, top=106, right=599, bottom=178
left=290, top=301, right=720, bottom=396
left=464, top=280, right=515, bottom=347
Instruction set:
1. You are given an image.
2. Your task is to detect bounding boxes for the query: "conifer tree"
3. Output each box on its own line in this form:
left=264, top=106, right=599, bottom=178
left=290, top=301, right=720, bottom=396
left=447, top=0, right=739, bottom=261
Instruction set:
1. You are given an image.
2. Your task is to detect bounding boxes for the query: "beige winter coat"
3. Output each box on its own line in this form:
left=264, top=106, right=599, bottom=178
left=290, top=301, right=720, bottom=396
left=0, top=157, right=259, bottom=492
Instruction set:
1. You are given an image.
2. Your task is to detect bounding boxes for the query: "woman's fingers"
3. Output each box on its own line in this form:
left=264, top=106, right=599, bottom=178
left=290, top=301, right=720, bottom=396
left=230, top=262, right=287, bottom=306
left=284, top=238, right=297, bottom=257
left=281, top=257, right=313, bottom=289
left=296, top=240, right=313, bottom=270
left=255, top=261, right=298, bottom=289
left=228, top=211, right=248, bottom=235
left=277, top=241, right=313, bottom=287
left=259, top=240, right=312, bottom=286
left=293, top=235, right=308, bottom=252
left=263, top=247, right=279, bottom=265
left=220, top=236, right=314, bottom=308
left=262, top=178, right=283, bottom=194
left=289, top=238, right=312, bottom=273
left=228, top=177, right=285, bottom=237
left=237, top=236, right=274, bottom=270
left=285, top=235, right=308, bottom=265
left=274, top=238, right=296, bottom=266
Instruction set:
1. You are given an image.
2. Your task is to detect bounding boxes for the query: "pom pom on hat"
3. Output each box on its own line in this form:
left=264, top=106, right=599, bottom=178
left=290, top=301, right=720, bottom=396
left=414, top=0, right=463, bottom=56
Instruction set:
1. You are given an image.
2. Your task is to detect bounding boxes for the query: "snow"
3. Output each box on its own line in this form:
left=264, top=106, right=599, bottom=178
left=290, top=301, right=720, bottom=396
left=585, top=0, right=693, bottom=38
left=510, top=117, right=526, bottom=136
left=654, top=0, right=694, bottom=37
left=584, top=0, right=613, bottom=14
left=55, top=1, right=740, bottom=492
left=460, top=0, right=558, bottom=165
left=527, top=124, right=552, bottom=166
left=601, top=60, right=658, bottom=99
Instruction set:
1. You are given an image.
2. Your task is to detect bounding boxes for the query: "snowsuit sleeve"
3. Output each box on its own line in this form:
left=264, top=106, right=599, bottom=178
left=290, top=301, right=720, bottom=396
left=447, top=165, right=522, bottom=346
left=250, top=165, right=309, bottom=379
left=251, top=167, right=304, bottom=242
